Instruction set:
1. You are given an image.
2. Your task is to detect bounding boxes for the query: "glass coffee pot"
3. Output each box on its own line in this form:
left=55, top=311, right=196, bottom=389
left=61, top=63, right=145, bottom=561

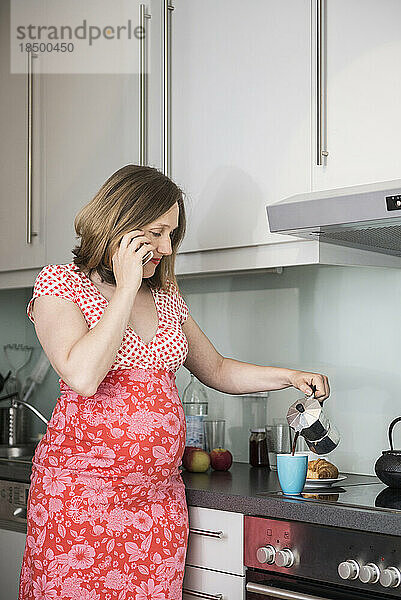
left=286, top=394, right=340, bottom=455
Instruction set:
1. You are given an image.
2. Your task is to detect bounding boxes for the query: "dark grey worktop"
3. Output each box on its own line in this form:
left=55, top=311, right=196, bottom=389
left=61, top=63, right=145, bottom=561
left=181, top=462, right=401, bottom=537
left=2, top=459, right=401, bottom=537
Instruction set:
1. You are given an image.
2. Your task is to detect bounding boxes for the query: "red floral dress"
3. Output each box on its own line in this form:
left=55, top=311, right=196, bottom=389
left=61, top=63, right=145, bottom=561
left=19, top=263, right=190, bottom=600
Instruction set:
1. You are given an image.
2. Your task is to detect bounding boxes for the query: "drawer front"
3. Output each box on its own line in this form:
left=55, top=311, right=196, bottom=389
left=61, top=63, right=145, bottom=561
left=183, top=565, right=245, bottom=600
left=186, top=506, right=244, bottom=575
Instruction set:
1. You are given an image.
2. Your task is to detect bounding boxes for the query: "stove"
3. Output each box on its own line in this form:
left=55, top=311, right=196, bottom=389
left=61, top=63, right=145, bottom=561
left=246, top=477, right=401, bottom=599
left=245, top=514, right=401, bottom=598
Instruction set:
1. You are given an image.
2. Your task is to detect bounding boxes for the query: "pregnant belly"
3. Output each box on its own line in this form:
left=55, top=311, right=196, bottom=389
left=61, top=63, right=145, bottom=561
left=33, top=367, right=186, bottom=482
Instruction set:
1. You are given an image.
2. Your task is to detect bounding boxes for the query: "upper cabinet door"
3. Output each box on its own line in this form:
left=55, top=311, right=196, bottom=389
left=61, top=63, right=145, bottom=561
left=0, top=0, right=45, bottom=271
left=171, top=0, right=311, bottom=253
left=43, top=73, right=141, bottom=265
left=312, top=0, right=401, bottom=191
left=44, top=1, right=162, bottom=266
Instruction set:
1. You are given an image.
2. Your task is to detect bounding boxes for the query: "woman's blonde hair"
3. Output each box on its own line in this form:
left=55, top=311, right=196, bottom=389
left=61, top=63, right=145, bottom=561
left=72, top=164, right=186, bottom=290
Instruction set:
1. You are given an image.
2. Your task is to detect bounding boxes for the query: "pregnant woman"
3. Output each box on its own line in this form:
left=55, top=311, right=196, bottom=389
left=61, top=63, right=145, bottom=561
left=19, top=164, right=330, bottom=600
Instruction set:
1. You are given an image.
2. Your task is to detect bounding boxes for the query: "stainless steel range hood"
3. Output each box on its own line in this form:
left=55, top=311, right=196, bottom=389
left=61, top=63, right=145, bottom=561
left=266, top=179, right=401, bottom=257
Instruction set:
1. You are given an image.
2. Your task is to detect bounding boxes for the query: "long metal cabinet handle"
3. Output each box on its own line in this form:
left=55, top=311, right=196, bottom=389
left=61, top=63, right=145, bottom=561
left=139, top=4, right=151, bottom=165
left=316, top=0, right=328, bottom=165
left=189, top=527, right=223, bottom=539
left=27, top=51, right=38, bottom=244
left=183, top=588, right=223, bottom=600
left=246, top=582, right=328, bottom=600
left=162, top=0, right=174, bottom=176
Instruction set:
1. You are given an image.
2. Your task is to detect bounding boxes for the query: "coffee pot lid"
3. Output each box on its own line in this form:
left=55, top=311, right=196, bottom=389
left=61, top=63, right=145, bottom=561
left=287, top=395, right=322, bottom=432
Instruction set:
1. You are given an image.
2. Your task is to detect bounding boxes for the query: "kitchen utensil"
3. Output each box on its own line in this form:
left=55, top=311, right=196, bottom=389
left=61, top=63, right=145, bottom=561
left=21, top=351, right=51, bottom=404
left=0, top=390, right=49, bottom=446
left=204, top=419, right=225, bottom=453
left=375, top=416, right=401, bottom=488
left=0, top=371, right=11, bottom=395
left=0, top=349, right=49, bottom=446
left=265, top=423, right=291, bottom=470
left=287, top=394, right=340, bottom=455
left=3, top=343, right=33, bottom=398
left=277, top=453, right=308, bottom=495
left=304, top=475, right=347, bottom=489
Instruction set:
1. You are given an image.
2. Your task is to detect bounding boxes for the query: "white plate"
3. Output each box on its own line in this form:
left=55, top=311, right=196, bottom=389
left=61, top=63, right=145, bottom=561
left=304, top=476, right=347, bottom=488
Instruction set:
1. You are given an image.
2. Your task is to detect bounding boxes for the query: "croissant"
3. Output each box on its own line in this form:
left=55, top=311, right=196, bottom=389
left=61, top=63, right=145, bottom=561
left=307, top=458, right=339, bottom=479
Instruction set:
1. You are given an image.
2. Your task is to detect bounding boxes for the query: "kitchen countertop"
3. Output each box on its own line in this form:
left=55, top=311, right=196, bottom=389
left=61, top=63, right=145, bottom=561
left=181, top=462, right=401, bottom=537
left=2, top=459, right=401, bottom=537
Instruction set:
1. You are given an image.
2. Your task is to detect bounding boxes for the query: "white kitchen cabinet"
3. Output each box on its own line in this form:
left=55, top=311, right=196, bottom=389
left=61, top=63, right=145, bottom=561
left=186, top=506, right=244, bottom=575
left=183, top=565, right=245, bottom=600
left=312, top=0, right=401, bottom=192
left=43, top=2, right=163, bottom=266
left=42, top=73, right=142, bottom=265
left=0, top=0, right=45, bottom=272
left=0, top=0, right=164, bottom=274
left=0, top=528, right=26, bottom=600
left=172, top=0, right=311, bottom=254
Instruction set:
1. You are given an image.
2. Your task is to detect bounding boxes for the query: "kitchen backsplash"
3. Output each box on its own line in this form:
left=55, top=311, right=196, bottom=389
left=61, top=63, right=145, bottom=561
left=1, top=264, right=400, bottom=475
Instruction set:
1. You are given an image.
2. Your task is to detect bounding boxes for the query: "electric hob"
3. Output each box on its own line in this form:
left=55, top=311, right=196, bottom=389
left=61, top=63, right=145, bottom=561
left=260, top=480, right=401, bottom=513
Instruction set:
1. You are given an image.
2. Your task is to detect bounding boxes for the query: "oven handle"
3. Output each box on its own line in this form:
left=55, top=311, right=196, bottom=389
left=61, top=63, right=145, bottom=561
left=189, top=527, right=223, bottom=539
left=246, top=582, right=329, bottom=600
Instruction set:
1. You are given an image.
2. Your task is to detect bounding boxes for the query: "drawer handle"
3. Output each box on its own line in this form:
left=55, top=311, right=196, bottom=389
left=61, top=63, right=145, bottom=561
left=183, top=588, right=223, bottom=600
left=246, top=582, right=327, bottom=600
left=189, top=527, right=224, bottom=539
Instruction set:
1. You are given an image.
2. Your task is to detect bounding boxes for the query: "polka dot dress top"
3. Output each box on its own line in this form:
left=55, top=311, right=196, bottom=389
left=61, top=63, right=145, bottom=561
left=27, top=263, right=189, bottom=374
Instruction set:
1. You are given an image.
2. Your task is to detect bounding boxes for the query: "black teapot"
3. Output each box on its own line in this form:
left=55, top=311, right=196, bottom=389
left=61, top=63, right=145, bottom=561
left=375, top=417, right=401, bottom=488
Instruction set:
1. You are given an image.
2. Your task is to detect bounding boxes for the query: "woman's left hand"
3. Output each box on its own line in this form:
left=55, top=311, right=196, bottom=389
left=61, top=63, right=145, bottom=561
left=289, top=370, right=330, bottom=401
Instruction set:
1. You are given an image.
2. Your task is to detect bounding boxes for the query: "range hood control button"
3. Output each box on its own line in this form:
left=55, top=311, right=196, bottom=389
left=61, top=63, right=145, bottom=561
left=380, top=567, right=401, bottom=588
left=275, top=549, right=295, bottom=568
left=256, top=545, right=276, bottom=564
left=338, top=560, right=360, bottom=580
left=359, top=563, right=380, bottom=584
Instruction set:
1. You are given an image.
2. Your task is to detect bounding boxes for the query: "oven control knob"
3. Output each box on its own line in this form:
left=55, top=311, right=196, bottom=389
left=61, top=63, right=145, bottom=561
left=380, top=567, right=401, bottom=588
left=275, top=549, right=295, bottom=568
left=256, top=545, right=276, bottom=565
left=338, top=560, right=360, bottom=580
left=359, top=563, right=380, bottom=584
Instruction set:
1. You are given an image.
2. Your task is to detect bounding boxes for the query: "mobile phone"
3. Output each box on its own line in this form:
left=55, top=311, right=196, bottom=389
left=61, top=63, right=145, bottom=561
left=129, top=236, right=154, bottom=266
left=142, top=250, right=154, bottom=266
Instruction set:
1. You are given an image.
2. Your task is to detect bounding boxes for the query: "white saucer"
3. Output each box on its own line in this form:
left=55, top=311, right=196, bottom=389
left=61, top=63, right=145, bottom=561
left=304, top=476, right=347, bottom=488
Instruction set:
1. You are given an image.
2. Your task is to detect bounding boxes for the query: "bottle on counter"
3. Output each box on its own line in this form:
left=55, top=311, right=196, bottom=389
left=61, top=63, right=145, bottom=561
left=249, top=428, right=270, bottom=468
left=182, top=374, right=208, bottom=449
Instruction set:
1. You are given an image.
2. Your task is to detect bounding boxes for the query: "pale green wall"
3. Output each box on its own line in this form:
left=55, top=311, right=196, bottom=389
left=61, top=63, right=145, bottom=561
left=1, top=264, right=400, bottom=474
left=176, top=265, right=401, bottom=475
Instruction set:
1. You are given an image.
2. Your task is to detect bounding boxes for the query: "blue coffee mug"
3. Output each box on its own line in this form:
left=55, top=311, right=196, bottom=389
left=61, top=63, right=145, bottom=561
left=277, top=454, right=308, bottom=495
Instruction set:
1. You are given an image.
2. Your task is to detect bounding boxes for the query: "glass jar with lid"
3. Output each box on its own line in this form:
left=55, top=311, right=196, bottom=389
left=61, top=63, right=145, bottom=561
left=249, top=428, right=270, bottom=468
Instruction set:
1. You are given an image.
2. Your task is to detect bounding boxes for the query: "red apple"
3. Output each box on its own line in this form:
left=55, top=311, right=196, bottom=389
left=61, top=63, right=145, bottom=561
left=182, top=447, right=211, bottom=472
left=209, top=448, right=233, bottom=471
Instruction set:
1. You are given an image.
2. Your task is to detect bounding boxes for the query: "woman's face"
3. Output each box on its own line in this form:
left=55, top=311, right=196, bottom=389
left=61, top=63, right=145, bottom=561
left=141, top=202, right=179, bottom=278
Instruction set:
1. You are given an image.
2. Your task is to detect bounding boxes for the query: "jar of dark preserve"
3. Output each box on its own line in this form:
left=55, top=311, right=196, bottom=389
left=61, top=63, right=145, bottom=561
left=249, top=428, right=270, bottom=468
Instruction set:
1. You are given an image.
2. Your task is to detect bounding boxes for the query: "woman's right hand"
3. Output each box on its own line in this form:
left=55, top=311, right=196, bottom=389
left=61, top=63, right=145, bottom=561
left=111, top=230, right=155, bottom=293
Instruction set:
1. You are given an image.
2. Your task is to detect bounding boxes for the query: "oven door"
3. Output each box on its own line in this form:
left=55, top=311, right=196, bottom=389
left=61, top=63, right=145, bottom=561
left=246, top=569, right=392, bottom=600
